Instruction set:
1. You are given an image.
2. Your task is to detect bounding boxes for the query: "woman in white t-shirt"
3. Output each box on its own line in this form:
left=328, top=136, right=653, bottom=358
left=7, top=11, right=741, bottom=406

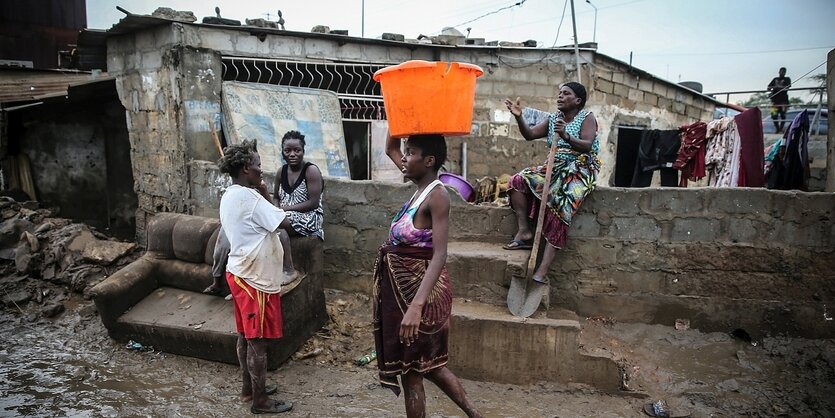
left=216, top=139, right=297, bottom=414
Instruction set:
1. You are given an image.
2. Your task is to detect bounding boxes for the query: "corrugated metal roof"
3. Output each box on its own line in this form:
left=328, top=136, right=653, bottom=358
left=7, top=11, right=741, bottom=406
left=0, top=68, right=97, bottom=105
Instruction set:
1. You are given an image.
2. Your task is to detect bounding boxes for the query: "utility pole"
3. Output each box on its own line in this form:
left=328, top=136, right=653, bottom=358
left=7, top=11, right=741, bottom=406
left=361, top=0, right=365, bottom=38
left=585, top=0, right=597, bottom=43
left=570, top=0, right=582, bottom=83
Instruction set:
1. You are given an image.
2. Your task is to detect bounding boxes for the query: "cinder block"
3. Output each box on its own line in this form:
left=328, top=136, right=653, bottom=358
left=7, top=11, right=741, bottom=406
left=652, top=82, right=667, bottom=96
left=140, top=51, right=162, bottom=70
left=727, top=218, right=761, bottom=242
left=622, top=74, right=639, bottom=88
left=609, top=217, right=660, bottom=241
left=613, top=83, right=629, bottom=98
left=108, top=54, right=125, bottom=73
left=708, top=189, right=769, bottom=214
left=135, top=31, right=155, bottom=52
left=644, top=189, right=704, bottom=214
left=595, top=78, right=614, bottom=94
left=198, top=28, right=233, bottom=52
left=586, top=188, right=643, bottom=215
left=569, top=213, right=601, bottom=238
left=670, top=218, right=720, bottom=242
left=233, top=34, right=259, bottom=55
left=627, top=88, right=644, bottom=102
left=686, top=105, right=702, bottom=119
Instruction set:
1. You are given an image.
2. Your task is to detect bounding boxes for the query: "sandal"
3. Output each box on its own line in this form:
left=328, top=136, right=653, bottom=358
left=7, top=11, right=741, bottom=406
left=202, top=284, right=222, bottom=295
left=503, top=239, right=533, bottom=250
left=532, top=275, right=549, bottom=285
left=251, top=400, right=293, bottom=414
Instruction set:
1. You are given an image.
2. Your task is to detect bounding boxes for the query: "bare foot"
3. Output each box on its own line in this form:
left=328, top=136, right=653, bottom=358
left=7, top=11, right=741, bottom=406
left=280, top=269, right=306, bottom=286
left=513, top=229, right=533, bottom=243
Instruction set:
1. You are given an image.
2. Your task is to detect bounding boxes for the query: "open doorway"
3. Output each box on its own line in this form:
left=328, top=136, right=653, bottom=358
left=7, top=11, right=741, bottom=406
left=614, top=126, right=644, bottom=187
left=343, top=121, right=369, bottom=180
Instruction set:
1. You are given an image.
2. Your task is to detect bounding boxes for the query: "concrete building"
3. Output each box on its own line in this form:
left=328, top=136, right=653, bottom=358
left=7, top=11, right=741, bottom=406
left=67, top=14, right=720, bottom=240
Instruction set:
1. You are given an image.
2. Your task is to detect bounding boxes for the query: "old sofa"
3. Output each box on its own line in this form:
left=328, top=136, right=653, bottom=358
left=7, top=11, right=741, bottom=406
left=90, top=213, right=327, bottom=369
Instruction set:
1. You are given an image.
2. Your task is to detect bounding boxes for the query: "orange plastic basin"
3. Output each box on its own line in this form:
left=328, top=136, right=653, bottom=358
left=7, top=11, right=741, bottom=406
left=373, top=60, right=484, bottom=137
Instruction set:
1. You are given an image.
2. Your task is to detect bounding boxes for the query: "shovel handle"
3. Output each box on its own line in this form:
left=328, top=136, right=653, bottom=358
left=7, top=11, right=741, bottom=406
left=525, top=138, right=558, bottom=280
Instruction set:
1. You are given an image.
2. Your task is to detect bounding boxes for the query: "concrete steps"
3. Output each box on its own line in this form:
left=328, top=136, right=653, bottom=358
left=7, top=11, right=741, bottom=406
left=445, top=242, right=624, bottom=391
left=448, top=299, right=623, bottom=391
left=447, top=241, right=527, bottom=307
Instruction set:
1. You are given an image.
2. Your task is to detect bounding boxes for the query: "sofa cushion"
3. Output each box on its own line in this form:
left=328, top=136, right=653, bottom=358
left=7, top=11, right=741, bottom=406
left=172, top=215, right=219, bottom=263
left=146, top=213, right=182, bottom=259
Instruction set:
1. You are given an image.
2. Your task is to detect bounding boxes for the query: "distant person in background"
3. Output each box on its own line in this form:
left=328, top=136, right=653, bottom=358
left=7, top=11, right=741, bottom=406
left=767, top=67, right=791, bottom=133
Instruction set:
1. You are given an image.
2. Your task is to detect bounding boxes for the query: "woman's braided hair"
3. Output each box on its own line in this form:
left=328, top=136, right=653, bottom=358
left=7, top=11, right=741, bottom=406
left=219, top=139, right=258, bottom=177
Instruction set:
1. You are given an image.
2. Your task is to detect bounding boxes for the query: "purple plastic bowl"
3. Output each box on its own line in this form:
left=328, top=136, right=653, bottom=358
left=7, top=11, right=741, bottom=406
left=439, top=173, right=475, bottom=202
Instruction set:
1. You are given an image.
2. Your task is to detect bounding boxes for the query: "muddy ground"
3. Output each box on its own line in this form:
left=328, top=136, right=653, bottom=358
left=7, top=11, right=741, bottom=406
left=1, top=200, right=834, bottom=417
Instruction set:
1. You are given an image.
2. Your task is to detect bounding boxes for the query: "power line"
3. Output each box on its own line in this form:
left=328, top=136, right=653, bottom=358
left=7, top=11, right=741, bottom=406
left=638, top=45, right=835, bottom=57
left=551, top=0, right=569, bottom=47
left=450, top=0, right=528, bottom=29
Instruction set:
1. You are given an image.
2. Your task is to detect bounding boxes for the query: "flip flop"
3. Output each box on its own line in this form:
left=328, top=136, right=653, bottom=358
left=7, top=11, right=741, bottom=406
left=202, top=284, right=223, bottom=296
left=503, top=239, right=533, bottom=250
left=251, top=400, right=293, bottom=414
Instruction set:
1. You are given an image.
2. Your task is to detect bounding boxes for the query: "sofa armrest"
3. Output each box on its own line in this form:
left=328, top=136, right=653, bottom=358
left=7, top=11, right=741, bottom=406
left=90, top=257, right=159, bottom=329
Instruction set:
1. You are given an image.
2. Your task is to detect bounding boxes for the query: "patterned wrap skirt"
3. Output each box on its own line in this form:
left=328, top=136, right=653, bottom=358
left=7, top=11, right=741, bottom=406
left=372, top=245, right=452, bottom=396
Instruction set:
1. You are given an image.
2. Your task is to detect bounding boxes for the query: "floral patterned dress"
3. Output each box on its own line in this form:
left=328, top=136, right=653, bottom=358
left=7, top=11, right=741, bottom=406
left=509, top=110, right=601, bottom=248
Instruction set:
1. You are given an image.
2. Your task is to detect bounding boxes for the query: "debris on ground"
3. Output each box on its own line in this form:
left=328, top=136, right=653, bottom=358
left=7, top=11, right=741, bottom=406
left=0, top=197, right=141, bottom=319
left=293, top=289, right=374, bottom=367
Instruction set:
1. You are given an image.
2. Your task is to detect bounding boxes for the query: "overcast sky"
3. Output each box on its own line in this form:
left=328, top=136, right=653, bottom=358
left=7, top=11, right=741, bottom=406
left=87, top=0, right=835, bottom=103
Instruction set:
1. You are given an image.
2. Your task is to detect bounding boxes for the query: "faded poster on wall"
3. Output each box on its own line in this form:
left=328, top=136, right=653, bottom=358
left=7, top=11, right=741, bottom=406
left=369, top=120, right=403, bottom=183
left=221, top=82, right=350, bottom=178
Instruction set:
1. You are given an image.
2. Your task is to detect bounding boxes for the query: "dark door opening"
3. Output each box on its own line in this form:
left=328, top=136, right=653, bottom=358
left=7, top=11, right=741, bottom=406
left=614, top=126, right=644, bottom=187
left=343, top=121, right=370, bottom=180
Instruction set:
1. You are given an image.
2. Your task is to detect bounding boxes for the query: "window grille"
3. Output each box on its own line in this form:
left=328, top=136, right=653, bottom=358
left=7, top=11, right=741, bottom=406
left=220, top=57, right=387, bottom=121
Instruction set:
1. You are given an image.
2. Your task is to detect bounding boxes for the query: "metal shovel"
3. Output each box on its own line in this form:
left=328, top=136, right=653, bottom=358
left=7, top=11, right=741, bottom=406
left=507, top=131, right=558, bottom=318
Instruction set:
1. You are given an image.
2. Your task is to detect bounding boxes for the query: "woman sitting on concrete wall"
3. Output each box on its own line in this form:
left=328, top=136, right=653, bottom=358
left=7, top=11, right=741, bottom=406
left=502, top=82, right=601, bottom=284
left=203, top=131, right=321, bottom=297
left=273, top=130, right=325, bottom=240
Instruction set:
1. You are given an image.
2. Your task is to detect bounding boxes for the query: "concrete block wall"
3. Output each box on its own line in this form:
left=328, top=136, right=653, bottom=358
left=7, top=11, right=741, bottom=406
left=554, top=187, right=835, bottom=338
left=318, top=177, right=835, bottom=337
left=108, top=24, right=191, bottom=244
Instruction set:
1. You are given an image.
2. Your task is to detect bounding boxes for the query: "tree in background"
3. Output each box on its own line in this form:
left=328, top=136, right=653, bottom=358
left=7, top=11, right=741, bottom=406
left=808, top=73, right=826, bottom=106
